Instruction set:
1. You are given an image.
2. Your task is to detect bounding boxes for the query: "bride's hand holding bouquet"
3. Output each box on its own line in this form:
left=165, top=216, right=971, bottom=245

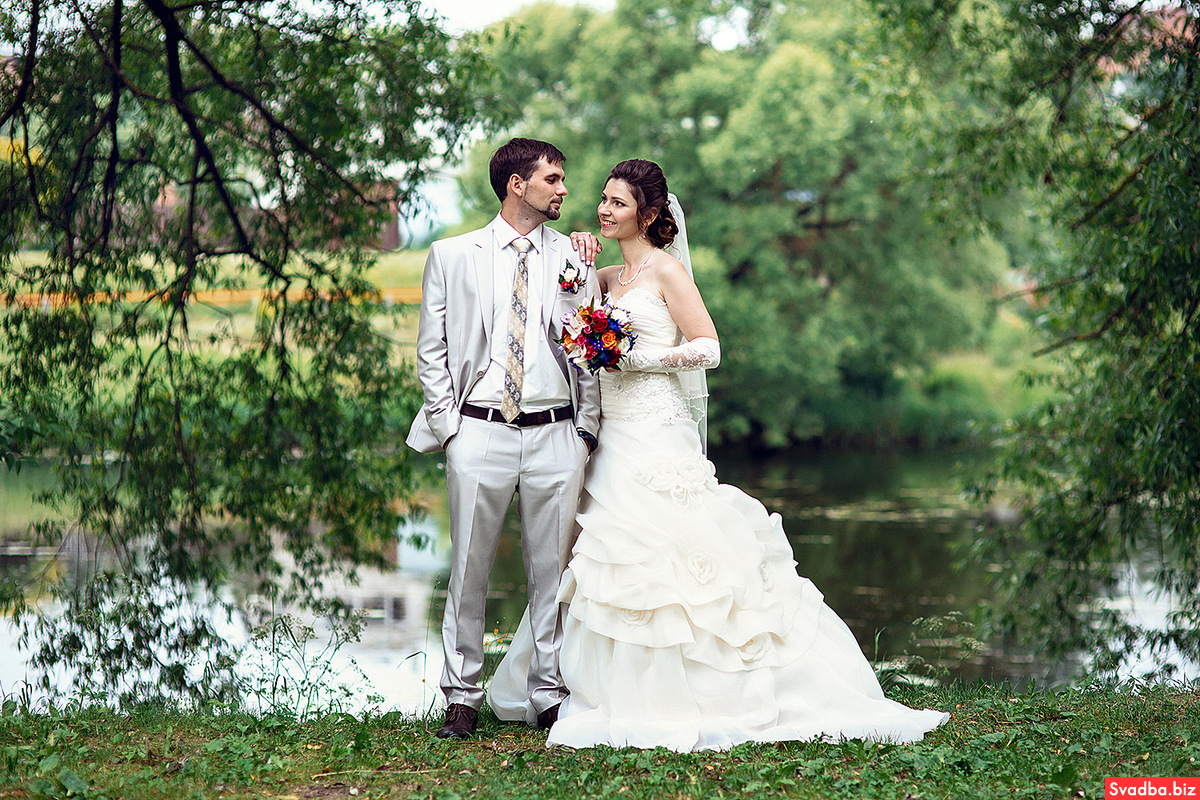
left=559, top=299, right=636, bottom=373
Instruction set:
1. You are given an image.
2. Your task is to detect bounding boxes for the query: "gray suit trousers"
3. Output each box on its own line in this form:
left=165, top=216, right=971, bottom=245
left=440, top=415, right=588, bottom=713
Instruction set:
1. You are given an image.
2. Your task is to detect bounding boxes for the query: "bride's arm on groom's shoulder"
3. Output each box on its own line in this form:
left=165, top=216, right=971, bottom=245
left=569, top=230, right=602, bottom=267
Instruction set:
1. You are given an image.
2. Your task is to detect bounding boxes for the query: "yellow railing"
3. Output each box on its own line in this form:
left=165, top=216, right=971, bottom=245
left=5, top=287, right=422, bottom=308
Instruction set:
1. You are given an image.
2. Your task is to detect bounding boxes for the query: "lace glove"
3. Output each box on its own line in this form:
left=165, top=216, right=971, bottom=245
left=618, top=337, right=720, bottom=373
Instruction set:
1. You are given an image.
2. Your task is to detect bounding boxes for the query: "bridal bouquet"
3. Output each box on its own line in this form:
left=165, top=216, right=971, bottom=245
left=558, top=299, right=637, bottom=373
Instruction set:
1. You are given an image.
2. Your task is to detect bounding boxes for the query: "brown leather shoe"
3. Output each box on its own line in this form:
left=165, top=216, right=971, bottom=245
left=436, top=703, right=478, bottom=739
left=536, top=702, right=560, bottom=731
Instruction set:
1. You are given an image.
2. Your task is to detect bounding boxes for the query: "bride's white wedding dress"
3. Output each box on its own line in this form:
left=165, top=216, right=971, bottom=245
left=487, top=288, right=948, bottom=751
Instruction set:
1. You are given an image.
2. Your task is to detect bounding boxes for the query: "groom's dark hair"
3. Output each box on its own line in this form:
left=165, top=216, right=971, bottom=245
left=490, top=138, right=567, bottom=202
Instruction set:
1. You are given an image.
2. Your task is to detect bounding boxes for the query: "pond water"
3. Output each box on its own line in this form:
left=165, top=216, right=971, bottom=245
left=459, top=447, right=1046, bottom=691
left=0, top=448, right=1188, bottom=713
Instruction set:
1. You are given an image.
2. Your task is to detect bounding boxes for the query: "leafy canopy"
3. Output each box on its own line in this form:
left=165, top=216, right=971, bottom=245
left=0, top=0, right=501, bottom=703
left=463, top=0, right=1012, bottom=447
left=869, top=0, right=1200, bottom=675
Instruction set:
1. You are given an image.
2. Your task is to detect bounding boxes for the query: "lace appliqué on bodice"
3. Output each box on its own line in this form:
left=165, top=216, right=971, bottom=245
left=600, top=289, right=692, bottom=425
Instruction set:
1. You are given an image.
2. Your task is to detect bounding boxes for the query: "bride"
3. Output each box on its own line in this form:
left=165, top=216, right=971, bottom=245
left=487, top=159, right=948, bottom=751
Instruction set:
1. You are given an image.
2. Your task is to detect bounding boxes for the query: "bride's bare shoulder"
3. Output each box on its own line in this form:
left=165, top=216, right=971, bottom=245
left=650, top=251, right=692, bottom=284
left=597, top=264, right=622, bottom=293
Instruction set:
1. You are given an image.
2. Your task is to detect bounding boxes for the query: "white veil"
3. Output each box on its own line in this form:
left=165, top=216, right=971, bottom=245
left=665, top=192, right=710, bottom=452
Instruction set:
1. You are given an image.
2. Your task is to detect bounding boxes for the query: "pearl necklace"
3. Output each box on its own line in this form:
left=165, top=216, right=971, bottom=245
left=616, top=250, right=654, bottom=286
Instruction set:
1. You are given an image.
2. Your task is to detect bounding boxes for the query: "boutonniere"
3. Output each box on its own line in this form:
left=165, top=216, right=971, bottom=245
left=558, top=264, right=584, bottom=293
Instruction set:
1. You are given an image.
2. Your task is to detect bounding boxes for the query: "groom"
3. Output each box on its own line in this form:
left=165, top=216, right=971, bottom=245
left=406, top=138, right=602, bottom=739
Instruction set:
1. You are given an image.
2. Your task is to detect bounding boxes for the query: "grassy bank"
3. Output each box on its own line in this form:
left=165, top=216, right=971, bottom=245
left=3, top=682, right=1197, bottom=799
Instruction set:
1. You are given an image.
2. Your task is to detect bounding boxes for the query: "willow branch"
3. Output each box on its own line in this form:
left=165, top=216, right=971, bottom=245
left=0, top=0, right=40, bottom=130
left=996, top=271, right=1089, bottom=303
left=1113, top=98, right=1174, bottom=154
left=1072, top=154, right=1154, bottom=230
left=100, top=0, right=125, bottom=249
left=172, top=28, right=371, bottom=204
left=1033, top=299, right=1129, bottom=356
left=21, top=118, right=45, bottom=221
left=1036, top=1, right=1148, bottom=96
left=142, top=0, right=253, bottom=255
left=68, top=0, right=166, bottom=105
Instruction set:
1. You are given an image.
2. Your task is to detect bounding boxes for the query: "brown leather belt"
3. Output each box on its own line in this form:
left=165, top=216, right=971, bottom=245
left=461, top=403, right=573, bottom=428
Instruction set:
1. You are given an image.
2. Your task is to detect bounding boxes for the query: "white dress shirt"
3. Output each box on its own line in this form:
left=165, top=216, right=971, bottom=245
left=465, top=215, right=571, bottom=412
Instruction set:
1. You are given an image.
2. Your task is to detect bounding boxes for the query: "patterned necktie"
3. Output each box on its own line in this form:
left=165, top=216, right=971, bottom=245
left=501, top=237, right=532, bottom=423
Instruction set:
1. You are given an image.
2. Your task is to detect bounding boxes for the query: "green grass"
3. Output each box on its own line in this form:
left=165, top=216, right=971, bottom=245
left=0, top=464, right=57, bottom=539
left=367, top=249, right=427, bottom=289
left=8, top=251, right=49, bottom=268
left=7, top=248, right=427, bottom=357
left=3, top=682, right=1197, bottom=799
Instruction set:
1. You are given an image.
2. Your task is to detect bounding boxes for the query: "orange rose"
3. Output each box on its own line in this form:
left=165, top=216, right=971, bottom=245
left=601, top=330, right=617, bottom=348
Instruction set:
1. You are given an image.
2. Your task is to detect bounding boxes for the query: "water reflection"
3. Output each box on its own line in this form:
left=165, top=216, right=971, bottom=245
left=304, top=521, right=446, bottom=715
left=1, top=449, right=1192, bottom=711
left=435, top=447, right=1053, bottom=688
left=714, top=448, right=1043, bottom=684
left=0, top=500, right=450, bottom=714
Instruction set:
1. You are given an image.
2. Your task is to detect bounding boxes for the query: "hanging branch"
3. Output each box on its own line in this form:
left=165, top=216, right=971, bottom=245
left=143, top=0, right=254, bottom=256
left=1, top=0, right=496, bottom=703
left=99, top=0, right=123, bottom=249
left=171, top=18, right=374, bottom=205
left=0, top=0, right=40, bottom=130
left=1071, top=153, right=1154, bottom=230
left=1032, top=297, right=1130, bottom=355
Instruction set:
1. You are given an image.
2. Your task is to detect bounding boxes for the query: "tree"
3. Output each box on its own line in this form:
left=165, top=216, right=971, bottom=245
left=0, top=0, right=502, bottom=703
left=869, top=0, right=1200, bottom=675
left=460, top=0, right=1010, bottom=447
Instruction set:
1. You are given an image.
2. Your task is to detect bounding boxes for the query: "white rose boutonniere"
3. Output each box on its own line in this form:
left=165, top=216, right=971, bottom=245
left=558, top=264, right=583, bottom=293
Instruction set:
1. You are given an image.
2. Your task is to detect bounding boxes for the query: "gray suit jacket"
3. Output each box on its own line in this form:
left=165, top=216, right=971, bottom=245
left=405, top=218, right=602, bottom=453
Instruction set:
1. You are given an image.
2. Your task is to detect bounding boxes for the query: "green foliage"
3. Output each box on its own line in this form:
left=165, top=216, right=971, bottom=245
left=237, top=607, right=384, bottom=719
left=463, top=0, right=1014, bottom=447
left=0, top=0, right=501, bottom=702
left=0, top=683, right=1196, bottom=798
left=893, top=612, right=986, bottom=684
left=0, top=405, right=41, bottom=472
left=870, top=0, right=1200, bottom=675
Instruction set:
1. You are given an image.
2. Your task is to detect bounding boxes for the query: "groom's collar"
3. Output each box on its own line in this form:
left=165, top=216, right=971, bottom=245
left=492, top=214, right=544, bottom=253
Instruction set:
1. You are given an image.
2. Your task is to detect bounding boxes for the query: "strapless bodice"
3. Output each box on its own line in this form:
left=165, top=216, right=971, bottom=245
left=600, top=288, right=691, bottom=425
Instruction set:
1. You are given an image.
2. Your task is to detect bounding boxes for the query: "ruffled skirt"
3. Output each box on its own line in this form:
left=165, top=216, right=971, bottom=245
left=488, top=417, right=948, bottom=751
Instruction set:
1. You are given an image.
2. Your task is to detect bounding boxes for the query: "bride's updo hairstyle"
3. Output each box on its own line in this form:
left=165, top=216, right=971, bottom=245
left=607, top=159, right=678, bottom=249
